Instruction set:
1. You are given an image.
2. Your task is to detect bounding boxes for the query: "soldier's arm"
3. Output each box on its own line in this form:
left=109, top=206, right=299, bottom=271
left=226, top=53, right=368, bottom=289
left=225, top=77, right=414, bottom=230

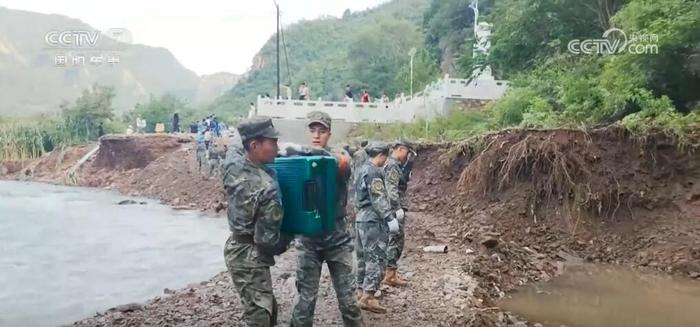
left=385, top=164, right=402, bottom=210
left=402, top=152, right=416, bottom=183
left=223, top=168, right=258, bottom=233
left=334, top=149, right=352, bottom=182
left=365, top=169, right=394, bottom=221
left=254, top=184, right=292, bottom=256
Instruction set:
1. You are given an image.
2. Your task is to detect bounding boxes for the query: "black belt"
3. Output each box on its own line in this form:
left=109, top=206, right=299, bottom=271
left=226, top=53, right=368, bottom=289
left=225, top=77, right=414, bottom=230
left=231, top=234, right=254, bottom=244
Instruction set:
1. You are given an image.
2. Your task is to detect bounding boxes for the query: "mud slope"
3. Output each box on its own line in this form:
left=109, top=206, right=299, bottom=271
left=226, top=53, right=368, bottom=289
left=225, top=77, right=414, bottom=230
left=407, top=127, right=700, bottom=302
left=82, top=134, right=225, bottom=211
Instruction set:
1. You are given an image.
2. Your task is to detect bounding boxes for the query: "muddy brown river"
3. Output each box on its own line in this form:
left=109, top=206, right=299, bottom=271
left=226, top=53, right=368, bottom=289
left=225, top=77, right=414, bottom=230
left=501, top=265, right=700, bottom=327
left=0, top=181, right=228, bottom=327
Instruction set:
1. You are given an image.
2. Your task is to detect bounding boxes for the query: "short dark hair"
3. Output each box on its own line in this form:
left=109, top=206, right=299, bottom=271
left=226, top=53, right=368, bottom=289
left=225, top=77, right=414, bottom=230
left=242, top=136, right=266, bottom=151
left=367, top=148, right=389, bottom=158
left=360, top=140, right=368, bottom=147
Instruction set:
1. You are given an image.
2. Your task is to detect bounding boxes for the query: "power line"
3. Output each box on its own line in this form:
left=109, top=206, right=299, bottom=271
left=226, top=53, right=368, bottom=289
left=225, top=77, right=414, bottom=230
left=274, top=0, right=280, bottom=99
left=280, top=24, right=293, bottom=86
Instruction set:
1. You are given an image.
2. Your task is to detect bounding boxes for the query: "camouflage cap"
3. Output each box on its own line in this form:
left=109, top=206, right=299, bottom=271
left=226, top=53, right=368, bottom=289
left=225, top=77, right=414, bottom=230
left=307, top=111, right=331, bottom=129
left=236, top=116, right=280, bottom=142
left=365, top=141, right=389, bottom=157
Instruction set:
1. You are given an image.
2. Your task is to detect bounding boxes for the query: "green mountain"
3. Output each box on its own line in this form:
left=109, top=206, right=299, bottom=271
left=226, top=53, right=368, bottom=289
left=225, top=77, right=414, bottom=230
left=210, top=0, right=429, bottom=118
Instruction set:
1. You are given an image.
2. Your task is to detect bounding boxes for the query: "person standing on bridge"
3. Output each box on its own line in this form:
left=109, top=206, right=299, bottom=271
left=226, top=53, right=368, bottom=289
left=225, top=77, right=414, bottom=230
left=380, top=93, right=390, bottom=104
left=345, top=85, right=354, bottom=102
left=289, top=111, right=364, bottom=326
left=382, top=139, right=415, bottom=288
left=299, top=82, right=309, bottom=100
left=222, top=117, right=293, bottom=327
left=361, top=90, right=370, bottom=103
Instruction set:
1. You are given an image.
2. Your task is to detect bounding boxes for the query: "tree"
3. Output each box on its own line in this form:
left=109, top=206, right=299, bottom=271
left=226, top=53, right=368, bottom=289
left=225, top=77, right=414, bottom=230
left=612, top=0, right=700, bottom=113
left=394, top=48, right=440, bottom=95
left=488, top=0, right=614, bottom=78
left=61, top=84, right=115, bottom=141
left=129, top=94, right=188, bottom=132
left=348, top=17, right=422, bottom=96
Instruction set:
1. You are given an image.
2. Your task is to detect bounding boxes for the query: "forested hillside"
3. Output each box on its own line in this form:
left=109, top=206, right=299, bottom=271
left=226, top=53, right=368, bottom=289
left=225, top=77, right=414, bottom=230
left=210, top=0, right=431, bottom=118
left=357, top=0, right=700, bottom=141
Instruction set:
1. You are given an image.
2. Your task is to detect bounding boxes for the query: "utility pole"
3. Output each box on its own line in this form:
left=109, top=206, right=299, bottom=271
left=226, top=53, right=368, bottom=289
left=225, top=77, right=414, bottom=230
left=275, top=1, right=280, bottom=100
left=409, top=47, right=416, bottom=96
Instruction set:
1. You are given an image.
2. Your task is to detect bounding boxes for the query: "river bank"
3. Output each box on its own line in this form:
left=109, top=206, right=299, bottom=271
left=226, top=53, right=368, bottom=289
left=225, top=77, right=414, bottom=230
left=3, top=129, right=700, bottom=326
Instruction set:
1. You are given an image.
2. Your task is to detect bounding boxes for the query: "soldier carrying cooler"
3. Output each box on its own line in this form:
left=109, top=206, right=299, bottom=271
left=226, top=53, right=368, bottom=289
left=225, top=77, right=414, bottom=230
left=222, top=117, right=293, bottom=327
left=287, top=111, right=364, bottom=326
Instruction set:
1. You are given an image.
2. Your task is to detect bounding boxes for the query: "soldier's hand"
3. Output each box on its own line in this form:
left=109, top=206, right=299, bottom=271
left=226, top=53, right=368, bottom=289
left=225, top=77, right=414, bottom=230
left=277, top=142, right=303, bottom=157
left=278, top=142, right=330, bottom=157
left=387, top=217, right=400, bottom=234
left=395, top=208, right=405, bottom=223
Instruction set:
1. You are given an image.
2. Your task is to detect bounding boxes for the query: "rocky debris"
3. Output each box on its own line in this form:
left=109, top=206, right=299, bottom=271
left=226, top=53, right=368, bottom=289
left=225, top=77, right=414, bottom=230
left=109, top=303, right=143, bottom=313
left=481, top=237, right=499, bottom=249
left=423, top=245, right=448, bottom=253
left=116, top=199, right=146, bottom=205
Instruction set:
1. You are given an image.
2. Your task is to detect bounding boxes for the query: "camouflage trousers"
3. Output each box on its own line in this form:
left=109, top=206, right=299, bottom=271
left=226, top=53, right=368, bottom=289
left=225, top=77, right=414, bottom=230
left=387, top=216, right=406, bottom=269
left=291, top=238, right=363, bottom=326
left=207, top=158, right=220, bottom=176
left=196, top=148, right=206, bottom=171
left=354, top=221, right=388, bottom=292
left=225, top=246, right=277, bottom=326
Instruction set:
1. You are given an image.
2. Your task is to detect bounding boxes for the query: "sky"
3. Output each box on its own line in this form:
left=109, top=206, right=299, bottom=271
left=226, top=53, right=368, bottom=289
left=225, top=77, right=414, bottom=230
left=0, top=0, right=390, bottom=75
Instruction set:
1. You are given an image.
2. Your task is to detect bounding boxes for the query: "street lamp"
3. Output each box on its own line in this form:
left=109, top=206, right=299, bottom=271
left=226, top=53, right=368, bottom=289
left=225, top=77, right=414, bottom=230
left=408, top=47, right=417, bottom=96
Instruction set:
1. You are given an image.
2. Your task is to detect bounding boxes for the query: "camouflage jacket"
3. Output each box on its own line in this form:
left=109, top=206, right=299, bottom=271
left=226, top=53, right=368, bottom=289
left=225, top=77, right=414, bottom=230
left=207, top=146, right=223, bottom=160
left=222, top=147, right=289, bottom=268
left=401, top=152, right=416, bottom=190
left=354, top=160, right=393, bottom=223
left=349, top=148, right=368, bottom=199
left=384, top=156, right=407, bottom=211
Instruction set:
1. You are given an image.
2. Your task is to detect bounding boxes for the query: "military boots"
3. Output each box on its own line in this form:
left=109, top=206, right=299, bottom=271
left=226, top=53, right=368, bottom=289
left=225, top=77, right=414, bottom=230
left=382, top=267, right=408, bottom=287
left=358, top=291, right=387, bottom=314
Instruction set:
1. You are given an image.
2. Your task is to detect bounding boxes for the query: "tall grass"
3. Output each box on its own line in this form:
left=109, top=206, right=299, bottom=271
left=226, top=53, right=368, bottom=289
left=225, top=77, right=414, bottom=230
left=0, top=118, right=84, bottom=161
left=351, top=109, right=496, bottom=142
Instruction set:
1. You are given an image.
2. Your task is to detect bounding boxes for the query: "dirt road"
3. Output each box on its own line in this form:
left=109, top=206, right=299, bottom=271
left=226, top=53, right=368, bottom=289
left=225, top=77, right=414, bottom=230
left=68, top=211, right=483, bottom=327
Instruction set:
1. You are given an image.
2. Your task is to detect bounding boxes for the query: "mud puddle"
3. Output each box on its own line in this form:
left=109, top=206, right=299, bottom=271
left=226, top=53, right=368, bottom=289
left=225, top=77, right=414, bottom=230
left=501, top=265, right=700, bottom=327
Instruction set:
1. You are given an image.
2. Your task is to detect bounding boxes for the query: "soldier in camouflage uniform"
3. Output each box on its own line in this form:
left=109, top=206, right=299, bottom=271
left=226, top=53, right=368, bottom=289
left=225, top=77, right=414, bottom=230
left=206, top=143, right=222, bottom=176
left=354, top=142, right=399, bottom=314
left=289, top=111, right=364, bottom=327
left=196, top=141, right=206, bottom=173
left=222, top=117, right=293, bottom=327
left=347, top=141, right=369, bottom=230
left=382, top=140, right=415, bottom=287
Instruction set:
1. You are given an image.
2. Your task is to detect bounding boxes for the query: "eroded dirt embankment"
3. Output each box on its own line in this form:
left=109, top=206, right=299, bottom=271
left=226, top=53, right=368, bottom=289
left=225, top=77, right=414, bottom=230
left=2, top=129, right=700, bottom=326
left=5, top=134, right=226, bottom=211
left=406, top=127, right=700, bottom=319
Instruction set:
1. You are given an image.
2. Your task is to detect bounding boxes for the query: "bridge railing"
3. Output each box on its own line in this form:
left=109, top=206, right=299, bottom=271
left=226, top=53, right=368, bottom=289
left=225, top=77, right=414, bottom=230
left=256, top=97, right=416, bottom=123
left=442, top=78, right=509, bottom=99
left=254, top=77, right=510, bottom=123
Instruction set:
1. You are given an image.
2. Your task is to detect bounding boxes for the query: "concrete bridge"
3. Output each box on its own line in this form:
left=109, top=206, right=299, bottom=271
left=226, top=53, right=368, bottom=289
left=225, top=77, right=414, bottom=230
left=253, top=77, right=509, bottom=125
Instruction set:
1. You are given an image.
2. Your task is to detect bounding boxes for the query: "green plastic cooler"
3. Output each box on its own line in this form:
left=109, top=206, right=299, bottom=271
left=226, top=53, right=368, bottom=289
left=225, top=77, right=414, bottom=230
left=266, top=156, right=337, bottom=235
